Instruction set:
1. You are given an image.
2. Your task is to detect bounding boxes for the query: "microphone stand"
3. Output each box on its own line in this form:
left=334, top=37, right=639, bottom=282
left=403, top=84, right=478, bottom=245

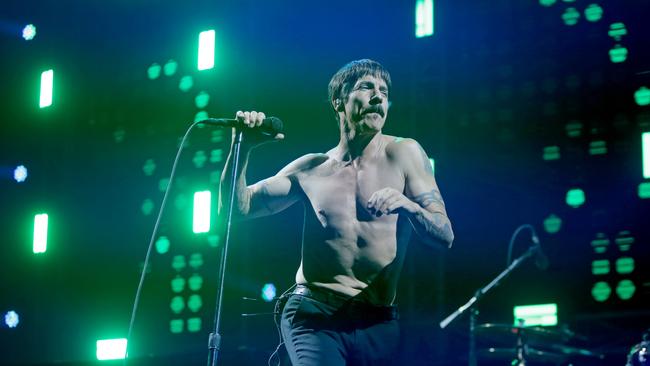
left=439, top=245, right=539, bottom=366
left=207, top=130, right=244, bottom=366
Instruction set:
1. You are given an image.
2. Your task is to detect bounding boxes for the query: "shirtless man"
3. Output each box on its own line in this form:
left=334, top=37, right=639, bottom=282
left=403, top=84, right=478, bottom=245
left=220, top=59, right=453, bottom=365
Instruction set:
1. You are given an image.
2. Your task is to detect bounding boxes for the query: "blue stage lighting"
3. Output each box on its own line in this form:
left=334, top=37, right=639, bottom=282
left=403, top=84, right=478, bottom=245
left=22, top=24, right=36, bottom=41
left=14, top=165, right=28, bottom=183
left=4, top=311, right=19, bottom=328
left=261, top=283, right=276, bottom=302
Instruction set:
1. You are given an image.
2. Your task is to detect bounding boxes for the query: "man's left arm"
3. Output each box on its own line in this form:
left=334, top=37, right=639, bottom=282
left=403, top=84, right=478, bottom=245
left=367, top=138, right=454, bottom=248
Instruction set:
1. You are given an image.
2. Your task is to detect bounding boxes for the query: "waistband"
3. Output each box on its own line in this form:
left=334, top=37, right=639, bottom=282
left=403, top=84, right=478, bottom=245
left=291, top=284, right=399, bottom=320
left=292, top=284, right=353, bottom=306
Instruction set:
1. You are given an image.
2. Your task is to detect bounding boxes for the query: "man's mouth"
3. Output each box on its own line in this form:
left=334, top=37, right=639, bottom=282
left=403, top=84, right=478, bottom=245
left=362, top=107, right=384, bottom=117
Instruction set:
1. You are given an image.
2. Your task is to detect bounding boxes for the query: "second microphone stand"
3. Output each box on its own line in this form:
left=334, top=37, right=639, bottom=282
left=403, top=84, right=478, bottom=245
left=439, top=244, right=540, bottom=366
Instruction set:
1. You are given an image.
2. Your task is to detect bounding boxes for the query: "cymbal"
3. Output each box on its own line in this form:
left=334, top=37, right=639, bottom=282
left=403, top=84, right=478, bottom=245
left=548, top=344, right=604, bottom=359
left=478, top=347, right=566, bottom=364
left=474, top=323, right=572, bottom=343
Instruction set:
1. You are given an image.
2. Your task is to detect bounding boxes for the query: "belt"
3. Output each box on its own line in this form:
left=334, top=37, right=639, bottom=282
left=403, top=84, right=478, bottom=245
left=292, top=284, right=353, bottom=307
left=291, top=284, right=399, bottom=321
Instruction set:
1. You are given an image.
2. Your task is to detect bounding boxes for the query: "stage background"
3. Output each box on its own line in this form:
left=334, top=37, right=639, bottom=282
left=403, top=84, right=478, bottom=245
left=1, top=0, right=649, bottom=365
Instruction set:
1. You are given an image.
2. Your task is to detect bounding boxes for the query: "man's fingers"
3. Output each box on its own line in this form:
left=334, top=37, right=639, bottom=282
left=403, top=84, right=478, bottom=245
left=236, top=110, right=267, bottom=127
left=379, top=196, right=400, bottom=214
left=367, top=192, right=378, bottom=209
left=250, top=111, right=260, bottom=127
left=369, top=190, right=390, bottom=213
left=379, top=194, right=402, bottom=214
left=368, top=189, right=390, bottom=207
left=367, top=189, right=406, bottom=215
left=386, top=199, right=406, bottom=214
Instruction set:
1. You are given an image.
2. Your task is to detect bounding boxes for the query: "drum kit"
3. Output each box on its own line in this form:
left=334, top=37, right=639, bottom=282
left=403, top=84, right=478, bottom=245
left=473, top=322, right=604, bottom=365
left=472, top=323, right=650, bottom=365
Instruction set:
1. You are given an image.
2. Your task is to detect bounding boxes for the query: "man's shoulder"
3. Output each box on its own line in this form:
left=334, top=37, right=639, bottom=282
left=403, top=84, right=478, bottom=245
left=384, top=135, right=423, bottom=158
left=278, top=152, right=330, bottom=176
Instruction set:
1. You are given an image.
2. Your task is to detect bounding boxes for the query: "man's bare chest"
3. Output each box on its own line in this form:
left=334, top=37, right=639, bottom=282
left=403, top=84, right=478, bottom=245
left=298, top=159, right=404, bottom=225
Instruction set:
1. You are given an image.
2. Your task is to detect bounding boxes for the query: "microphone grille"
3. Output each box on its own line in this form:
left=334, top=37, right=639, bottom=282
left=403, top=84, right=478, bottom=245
left=268, top=116, right=283, bottom=133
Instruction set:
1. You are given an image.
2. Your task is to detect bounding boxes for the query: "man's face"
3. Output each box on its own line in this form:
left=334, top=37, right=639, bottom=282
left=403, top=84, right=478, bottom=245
left=341, top=75, right=389, bottom=135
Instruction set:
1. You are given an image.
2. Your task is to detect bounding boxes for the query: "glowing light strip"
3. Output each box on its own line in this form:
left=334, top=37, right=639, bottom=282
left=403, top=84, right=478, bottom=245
left=415, top=0, right=434, bottom=38
left=40, top=69, right=53, bottom=108
left=641, top=132, right=650, bottom=179
left=33, top=213, right=48, bottom=253
left=198, top=30, right=215, bottom=70
left=96, top=338, right=127, bottom=360
left=513, top=303, right=558, bottom=327
left=193, top=191, right=211, bottom=233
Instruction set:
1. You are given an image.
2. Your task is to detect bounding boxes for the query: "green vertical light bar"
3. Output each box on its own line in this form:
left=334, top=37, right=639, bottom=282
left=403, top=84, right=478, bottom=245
left=193, top=191, right=211, bottom=233
left=198, top=30, right=215, bottom=71
left=33, top=213, right=48, bottom=253
left=39, top=69, right=53, bottom=108
left=415, top=0, right=434, bottom=38
left=96, top=338, right=127, bottom=360
left=641, top=132, right=650, bottom=179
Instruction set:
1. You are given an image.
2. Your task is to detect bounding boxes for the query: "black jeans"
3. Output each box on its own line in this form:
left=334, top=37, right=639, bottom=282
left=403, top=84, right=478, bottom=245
left=279, top=285, right=400, bottom=366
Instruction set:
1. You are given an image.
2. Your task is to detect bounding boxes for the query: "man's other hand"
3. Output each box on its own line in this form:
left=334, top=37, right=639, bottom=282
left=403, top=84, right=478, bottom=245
left=367, top=187, right=418, bottom=217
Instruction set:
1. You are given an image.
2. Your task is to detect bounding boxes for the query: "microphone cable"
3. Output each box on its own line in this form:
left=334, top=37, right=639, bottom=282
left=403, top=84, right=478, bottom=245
left=123, top=121, right=202, bottom=365
left=506, top=224, right=537, bottom=266
left=267, top=202, right=307, bottom=366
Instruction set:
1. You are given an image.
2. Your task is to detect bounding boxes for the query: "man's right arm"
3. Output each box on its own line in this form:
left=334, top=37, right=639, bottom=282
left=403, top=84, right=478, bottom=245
left=218, top=110, right=301, bottom=219
left=219, top=148, right=302, bottom=219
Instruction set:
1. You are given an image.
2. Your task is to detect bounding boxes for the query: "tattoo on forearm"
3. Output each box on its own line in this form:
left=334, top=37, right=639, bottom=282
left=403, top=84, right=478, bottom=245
left=414, top=210, right=454, bottom=245
left=413, top=189, right=445, bottom=209
left=234, top=174, right=251, bottom=213
left=420, top=148, right=434, bottom=177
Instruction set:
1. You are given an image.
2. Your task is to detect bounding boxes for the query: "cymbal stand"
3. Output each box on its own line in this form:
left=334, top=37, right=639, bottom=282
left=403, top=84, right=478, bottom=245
left=513, top=319, right=528, bottom=366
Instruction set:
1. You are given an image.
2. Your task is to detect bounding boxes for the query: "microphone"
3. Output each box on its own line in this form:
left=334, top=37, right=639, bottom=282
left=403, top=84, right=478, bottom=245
left=198, top=117, right=283, bottom=136
left=531, top=232, right=549, bottom=270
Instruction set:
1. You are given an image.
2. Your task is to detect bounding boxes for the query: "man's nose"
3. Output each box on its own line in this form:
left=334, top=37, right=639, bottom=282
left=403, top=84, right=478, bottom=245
left=369, top=89, right=383, bottom=105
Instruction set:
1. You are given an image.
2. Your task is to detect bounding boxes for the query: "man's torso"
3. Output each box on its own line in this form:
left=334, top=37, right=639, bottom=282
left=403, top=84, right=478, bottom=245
left=293, top=134, right=411, bottom=304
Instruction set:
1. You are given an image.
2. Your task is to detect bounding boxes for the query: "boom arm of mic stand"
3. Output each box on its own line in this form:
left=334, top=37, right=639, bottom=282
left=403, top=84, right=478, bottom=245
left=439, top=245, right=537, bottom=329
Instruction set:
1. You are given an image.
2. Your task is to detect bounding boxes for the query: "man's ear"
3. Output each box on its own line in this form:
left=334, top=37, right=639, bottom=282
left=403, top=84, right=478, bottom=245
left=334, top=99, right=344, bottom=111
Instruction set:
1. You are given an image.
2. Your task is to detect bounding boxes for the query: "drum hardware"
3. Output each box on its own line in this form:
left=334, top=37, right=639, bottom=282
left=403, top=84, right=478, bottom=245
left=475, top=322, right=604, bottom=365
left=626, top=329, right=650, bottom=366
